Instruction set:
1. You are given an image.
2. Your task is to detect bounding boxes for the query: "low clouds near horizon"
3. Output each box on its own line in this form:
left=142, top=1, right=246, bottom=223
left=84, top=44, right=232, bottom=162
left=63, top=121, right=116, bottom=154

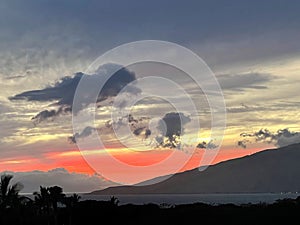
left=3, top=168, right=116, bottom=194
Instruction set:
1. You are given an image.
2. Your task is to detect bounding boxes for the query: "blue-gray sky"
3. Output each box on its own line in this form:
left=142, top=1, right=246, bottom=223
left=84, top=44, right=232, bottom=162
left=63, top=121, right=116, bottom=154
left=0, top=0, right=300, bottom=192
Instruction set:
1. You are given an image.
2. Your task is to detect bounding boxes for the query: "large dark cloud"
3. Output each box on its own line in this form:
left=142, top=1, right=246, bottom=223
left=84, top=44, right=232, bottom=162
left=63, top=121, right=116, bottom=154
left=239, top=128, right=300, bottom=148
left=155, top=112, right=191, bottom=149
left=10, top=72, right=83, bottom=103
left=10, top=63, right=140, bottom=124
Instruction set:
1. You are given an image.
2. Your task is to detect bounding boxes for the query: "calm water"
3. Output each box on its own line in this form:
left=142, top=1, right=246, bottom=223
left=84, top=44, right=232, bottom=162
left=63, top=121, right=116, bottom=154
left=80, top=193, right=299, bottom=205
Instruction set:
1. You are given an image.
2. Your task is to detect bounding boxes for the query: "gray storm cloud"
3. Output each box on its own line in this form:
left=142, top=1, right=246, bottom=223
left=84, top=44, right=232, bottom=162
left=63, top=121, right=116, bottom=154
left=239, top=128, right=300, bottom=148
left=9, top=63, right=140, bottom=124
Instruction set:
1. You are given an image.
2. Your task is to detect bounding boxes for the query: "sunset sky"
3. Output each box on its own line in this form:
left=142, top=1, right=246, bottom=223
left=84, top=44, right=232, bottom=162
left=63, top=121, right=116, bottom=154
left=1, top=0, right=300, bottom=192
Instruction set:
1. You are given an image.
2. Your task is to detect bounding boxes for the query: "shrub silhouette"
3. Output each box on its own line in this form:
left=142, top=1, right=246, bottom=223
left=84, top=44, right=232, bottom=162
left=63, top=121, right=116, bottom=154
left=0, top=173, right=300, bottom=225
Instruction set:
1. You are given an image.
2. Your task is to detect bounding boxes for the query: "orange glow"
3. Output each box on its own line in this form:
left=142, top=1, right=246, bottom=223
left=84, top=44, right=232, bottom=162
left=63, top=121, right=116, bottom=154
left=109, top=149, right=173, bottom=166
left=0, top=146, right=268, bottom=183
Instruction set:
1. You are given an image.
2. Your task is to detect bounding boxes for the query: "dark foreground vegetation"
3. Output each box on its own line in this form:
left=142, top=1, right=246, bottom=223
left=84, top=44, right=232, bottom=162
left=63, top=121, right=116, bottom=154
left=1, top=174, right=300, bottom=225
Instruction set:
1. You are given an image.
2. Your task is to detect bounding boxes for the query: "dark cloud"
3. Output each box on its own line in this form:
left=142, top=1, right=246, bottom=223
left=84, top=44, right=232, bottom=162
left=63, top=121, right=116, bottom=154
left=69, top=112, right=191, bottom=149
left=237, top=140, right=250, bottom=149
left=10, top=63, right=139, bottom=124
left=196, top=140, right=218, bottom=149
left=133, top=127, right=151, bottom=139
left=217, top=73, right=276, bottom=91
left=239, top=128, right=300, bottom=148
left=68, top=126, right=96, bottom=144
left=68, top=114, right=150, bottom=144
left=156, top=112, right=191, bottom=149
left=10, top=72, right=83, bottom=103
left=133, top=127, right=145, bottom=136
left=31, top=107, right=72, bottom=125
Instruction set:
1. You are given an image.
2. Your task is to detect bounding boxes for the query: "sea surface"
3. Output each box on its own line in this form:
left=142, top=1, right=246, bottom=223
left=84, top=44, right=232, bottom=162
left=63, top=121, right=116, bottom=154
left=80, top=193, right=299, bottom=205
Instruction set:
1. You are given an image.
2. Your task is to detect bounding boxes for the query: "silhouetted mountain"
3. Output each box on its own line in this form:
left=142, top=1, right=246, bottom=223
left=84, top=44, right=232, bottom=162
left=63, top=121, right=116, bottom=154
left=91, top=143, right=300, bottom=194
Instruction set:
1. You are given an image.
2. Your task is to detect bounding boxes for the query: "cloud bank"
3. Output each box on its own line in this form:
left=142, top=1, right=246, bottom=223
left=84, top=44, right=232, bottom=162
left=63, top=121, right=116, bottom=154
left=2, top=168, right=116, bottom=194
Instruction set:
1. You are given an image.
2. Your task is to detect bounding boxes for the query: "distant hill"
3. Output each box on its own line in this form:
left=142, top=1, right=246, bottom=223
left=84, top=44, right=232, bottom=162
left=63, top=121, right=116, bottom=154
left=91, top=143, right=300, bottom=194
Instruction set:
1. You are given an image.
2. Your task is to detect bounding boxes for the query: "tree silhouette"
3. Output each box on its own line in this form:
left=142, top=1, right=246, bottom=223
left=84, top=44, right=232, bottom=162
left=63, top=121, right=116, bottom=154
left=48, top=186, right=65, bottom=211
left=63, top=194, right=81, bottom=225
left=110, top=196, right=119, bottom=206
left=0, top=174, right=23, bottom=209
left=64, top=194, right=80, bottom=208
left=34, top=186, right=51, bottom=214
left=34, top=186, right=65, bottom=225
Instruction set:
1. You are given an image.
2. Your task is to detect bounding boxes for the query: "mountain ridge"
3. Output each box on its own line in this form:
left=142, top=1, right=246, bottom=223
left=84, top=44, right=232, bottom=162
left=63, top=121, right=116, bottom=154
left=90, top=143, right=300, bottom=194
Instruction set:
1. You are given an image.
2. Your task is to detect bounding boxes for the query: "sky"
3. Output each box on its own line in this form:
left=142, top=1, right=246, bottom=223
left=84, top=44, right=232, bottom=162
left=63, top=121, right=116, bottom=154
left=0, top=0, right=300, bottom=192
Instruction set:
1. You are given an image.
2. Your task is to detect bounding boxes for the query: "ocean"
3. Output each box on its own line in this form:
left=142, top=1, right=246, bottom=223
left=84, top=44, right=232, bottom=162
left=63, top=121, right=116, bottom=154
left=80, top=193, right=300, bottom=205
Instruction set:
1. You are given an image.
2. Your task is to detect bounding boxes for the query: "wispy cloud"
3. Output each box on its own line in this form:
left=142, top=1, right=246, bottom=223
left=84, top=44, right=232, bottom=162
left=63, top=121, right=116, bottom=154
left=217, top=73, right=276, bottom=91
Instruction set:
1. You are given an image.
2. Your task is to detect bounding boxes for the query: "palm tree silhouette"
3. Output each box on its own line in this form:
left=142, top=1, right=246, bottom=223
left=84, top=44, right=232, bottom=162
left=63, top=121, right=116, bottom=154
left=34, top=186, right=65, bottom=225
left=64, top=194, right=81, bottom=225
left=48, top=186, right=65, bottom=211
left=64, top=194, right=80, bottom=208
left=34, top=186, right=51, bottom=214
left=110, top=196, right=119, bottom=206
left=0, top=174, right=23, bottom=209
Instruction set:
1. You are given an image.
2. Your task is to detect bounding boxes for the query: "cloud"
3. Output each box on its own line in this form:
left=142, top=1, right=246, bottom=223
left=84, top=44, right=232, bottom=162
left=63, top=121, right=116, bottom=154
left=133, top=127, right=151, bottom=139
left=2, top=168, right=116, bottom=194
left=0, top=102, right=10, bottom=114
left=237, top=140, right=250, bottom=149
left=9, top=63, right=139, bottom=124
left=196, top=140, right=218, bottom=149
left=31, top=107, right=72, bottom=125
left=239, top=128, right=300, bottom=148
left=156, top=112, right=191, bottom=149
left=227, top=103, right=267, bottom=113
left=69, top=112, right=192, bottom=150
left=9, top=72, right=83, bottom=103
left=68, top=114, right=150, bottom=144
left=217, top=73, right=276, bottom=91
left=68, top=126, right=96, bottom=144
